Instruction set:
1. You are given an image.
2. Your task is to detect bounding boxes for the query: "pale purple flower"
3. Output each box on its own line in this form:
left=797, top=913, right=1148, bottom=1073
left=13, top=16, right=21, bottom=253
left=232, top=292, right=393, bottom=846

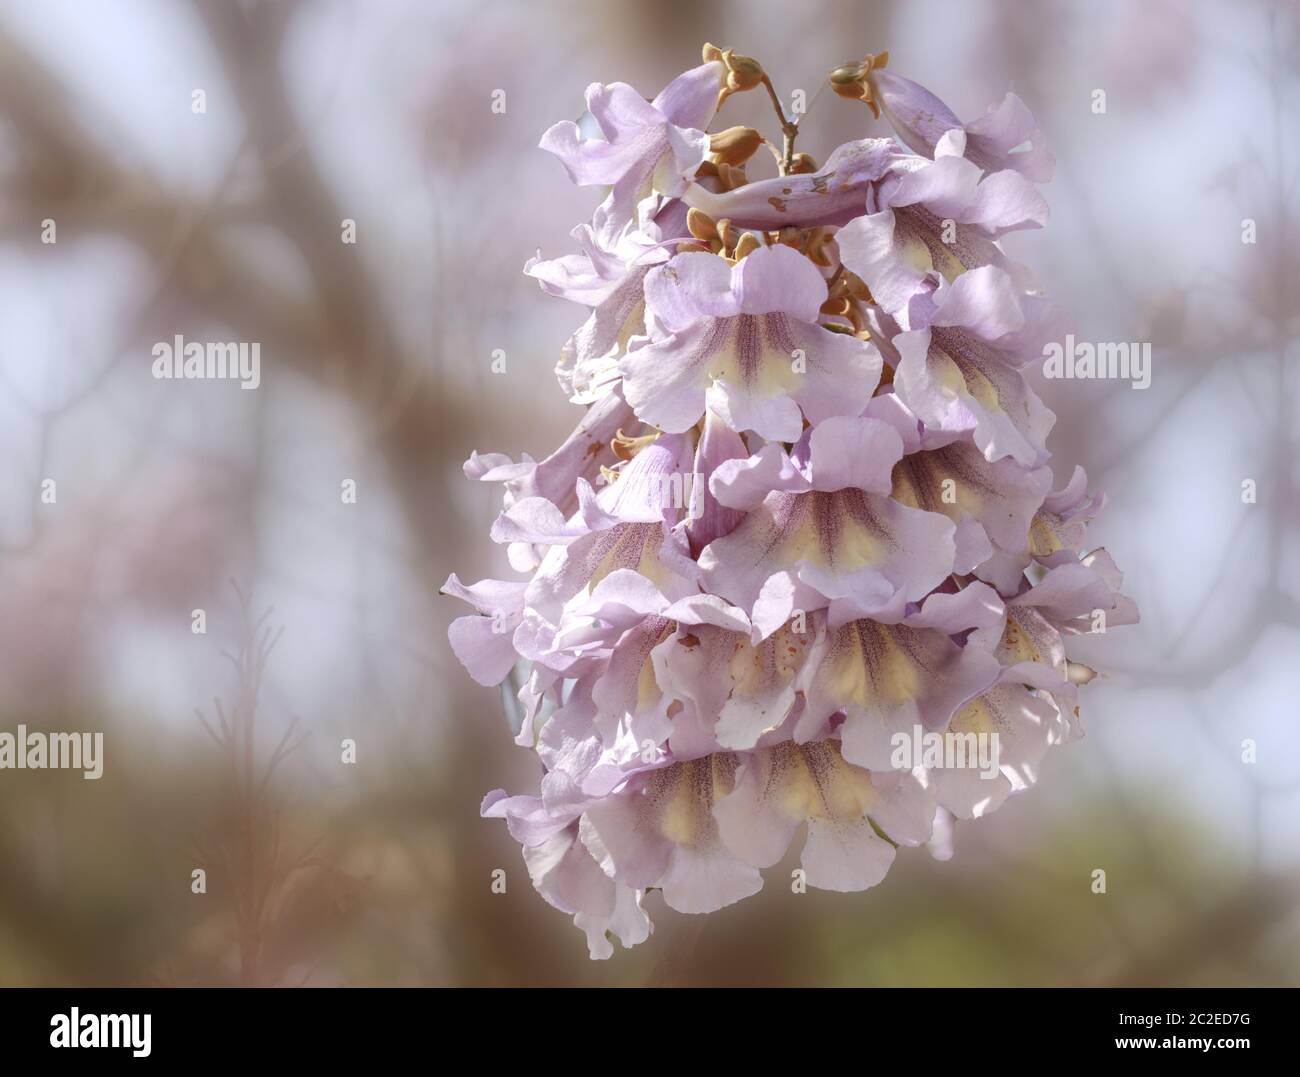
left=620, top=244, right=882, bottom=442
left=699, top=416, right=957, bottom=634
left=715, top=740, right=934, bottom=892
left=499, top=434, right=700, bottom=627
left=836, top=133, right=1048, bottom=315
left=889, top=266, right=1058, bottom=467
left=464, top=386, right=635, bottom=523
left=441, top=574, right=527, bottom=687
left=681, top=137, right=904, bottom=229
left=867, top=67, right=1055, bottom=181
left=540, top=60, right=724, bottom=243
left=977, top=464, right=1105, bottom=593
left=447, top=47, right=1138, bottom=959
left=795, top=584, right=1006, bottom=770
left=872, top=389, right=1054, bottom=575
left=480, top=792, right=652, bottom=959
left=525, top=203, right=686, bottom=403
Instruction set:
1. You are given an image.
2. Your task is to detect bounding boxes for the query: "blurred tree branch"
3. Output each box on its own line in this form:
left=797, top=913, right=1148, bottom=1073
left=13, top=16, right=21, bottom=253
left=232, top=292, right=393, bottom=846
left=0, top=10, right=464, bottom=593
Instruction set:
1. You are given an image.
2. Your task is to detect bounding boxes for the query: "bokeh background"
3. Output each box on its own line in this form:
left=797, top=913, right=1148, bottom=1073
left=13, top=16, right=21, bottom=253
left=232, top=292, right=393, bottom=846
left=0, top=0, right=1297, bottom=986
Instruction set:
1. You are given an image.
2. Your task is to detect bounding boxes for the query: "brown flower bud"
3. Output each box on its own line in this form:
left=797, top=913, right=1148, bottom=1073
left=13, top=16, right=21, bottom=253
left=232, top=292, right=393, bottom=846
left=611, top=429, right=660, bottom=462
left=715, top=163, right=748, bottom=191
left=804, top=227, right=835, bottom=267
left=732, top=232, right=761, bottom=261
left=709, top=126, right=765, bottom=167
left=829, top=63, right=866, bottom=96
left=687, top=208, right=718, bottom=243
left=828, top=50, right=889, bottom=118
left=703, top=43, right=766, bottom=107
left=715, top=218, right=736, bottom=251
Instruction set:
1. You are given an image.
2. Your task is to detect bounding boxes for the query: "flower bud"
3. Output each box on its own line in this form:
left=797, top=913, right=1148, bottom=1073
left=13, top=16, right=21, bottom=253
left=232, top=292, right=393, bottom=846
left=715, top=162, right=748, bottom=191
left=709, top=126, right=765, bottom=167
left=731, top=231, right=761, bottom=260
left=828, top=50, right=889, bottom=118
left=687, top=207, right=719, bottom=243
left=704, top=43, right=766, bottom=106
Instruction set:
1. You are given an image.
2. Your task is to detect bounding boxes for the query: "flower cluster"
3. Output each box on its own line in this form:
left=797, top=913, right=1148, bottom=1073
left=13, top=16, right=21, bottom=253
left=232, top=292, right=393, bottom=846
left=445, top=46, right=1137, bottom=958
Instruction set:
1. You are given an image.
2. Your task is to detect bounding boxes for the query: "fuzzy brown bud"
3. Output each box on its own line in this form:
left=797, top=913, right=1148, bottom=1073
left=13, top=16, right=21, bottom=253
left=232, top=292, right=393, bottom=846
left=704, top=43, right=766, bottom=107
left=709, top=126, right=765, bottom=167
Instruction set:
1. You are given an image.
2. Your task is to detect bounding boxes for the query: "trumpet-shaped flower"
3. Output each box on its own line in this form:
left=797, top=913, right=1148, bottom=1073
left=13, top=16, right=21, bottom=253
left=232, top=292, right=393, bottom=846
left=448, top=47, right=1137, bottom=958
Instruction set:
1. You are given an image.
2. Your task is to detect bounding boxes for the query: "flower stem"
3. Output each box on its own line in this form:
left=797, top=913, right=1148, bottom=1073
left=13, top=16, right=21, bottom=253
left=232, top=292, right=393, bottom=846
left=760, top=75, right=800, bottom=175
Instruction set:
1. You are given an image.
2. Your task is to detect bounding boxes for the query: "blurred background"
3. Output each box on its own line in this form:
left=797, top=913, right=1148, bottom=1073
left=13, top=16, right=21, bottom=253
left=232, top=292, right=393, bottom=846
left=0, top=0, right=1296, bottom=986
